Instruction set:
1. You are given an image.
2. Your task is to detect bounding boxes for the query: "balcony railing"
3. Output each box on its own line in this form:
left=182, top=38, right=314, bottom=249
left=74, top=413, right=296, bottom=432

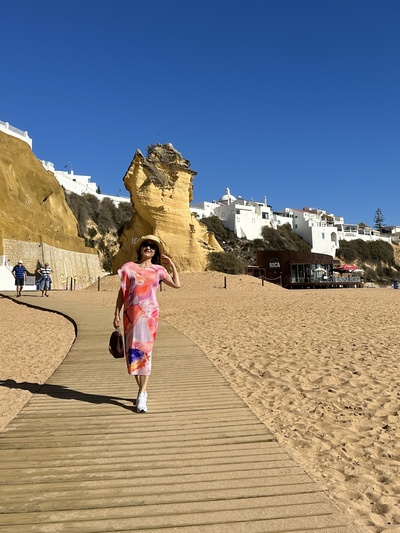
left=0, top=120, right=32, bottom=148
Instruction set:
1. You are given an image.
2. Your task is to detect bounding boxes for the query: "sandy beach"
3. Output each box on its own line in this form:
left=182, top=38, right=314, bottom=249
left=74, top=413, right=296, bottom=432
left=1, top=272, right=399, bottom=533
left=0, top=297, right=76, bottom=430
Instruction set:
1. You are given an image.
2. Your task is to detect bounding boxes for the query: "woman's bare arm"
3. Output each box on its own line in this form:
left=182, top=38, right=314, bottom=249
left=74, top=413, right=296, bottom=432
left=161, top=255, right=180, bottom=289
left=113, top=288, right=123, bottom=328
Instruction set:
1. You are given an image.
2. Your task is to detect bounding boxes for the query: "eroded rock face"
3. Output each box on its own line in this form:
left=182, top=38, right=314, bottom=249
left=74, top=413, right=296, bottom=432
left=113, top=144, right=222, bottom=271
left=0, top=131, right=88, bottom=252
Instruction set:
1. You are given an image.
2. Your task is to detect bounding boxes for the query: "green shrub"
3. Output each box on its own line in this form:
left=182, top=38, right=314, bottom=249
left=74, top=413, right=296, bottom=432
left=65, top=190, right=134, bottom=238
left=338, top=239, right=395, bottom=265
left=369, top=240, right=395, bottom=264
left=114, top=202, right=134, bottom=232
left=200, top=215, right=230, bottom=241
left=207, top=252, right=246, bottom=274
left=262, top=223, right=311, bottom=251
left=337, top=240, right=357, bottom=263
left=87, top=227, right=97, bottom=239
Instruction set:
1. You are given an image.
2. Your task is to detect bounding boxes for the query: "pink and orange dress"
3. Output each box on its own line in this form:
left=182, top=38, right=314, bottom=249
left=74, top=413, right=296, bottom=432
left=118, top=262, right=168, bottom=376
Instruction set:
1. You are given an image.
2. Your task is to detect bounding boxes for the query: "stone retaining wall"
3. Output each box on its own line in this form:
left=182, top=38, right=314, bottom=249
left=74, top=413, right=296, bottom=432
left=2, top=238, right=103, bottom=290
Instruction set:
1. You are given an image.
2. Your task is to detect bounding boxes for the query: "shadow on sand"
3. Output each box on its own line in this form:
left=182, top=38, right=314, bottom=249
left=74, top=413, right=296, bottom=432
left=0, top=379, right=135, bottom=412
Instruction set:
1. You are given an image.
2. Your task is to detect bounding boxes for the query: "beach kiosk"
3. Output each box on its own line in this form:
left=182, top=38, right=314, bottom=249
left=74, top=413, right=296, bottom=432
left=249, top=251, right=363, bottom=289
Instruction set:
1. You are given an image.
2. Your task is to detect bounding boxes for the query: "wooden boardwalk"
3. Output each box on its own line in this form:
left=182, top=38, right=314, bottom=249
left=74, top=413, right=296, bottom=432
left=0, top=293, right=360, bottom=532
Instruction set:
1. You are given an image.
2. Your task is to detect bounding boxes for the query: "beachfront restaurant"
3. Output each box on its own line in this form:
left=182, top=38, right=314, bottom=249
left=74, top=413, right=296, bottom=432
left=248, top=250, right=363, bottom=289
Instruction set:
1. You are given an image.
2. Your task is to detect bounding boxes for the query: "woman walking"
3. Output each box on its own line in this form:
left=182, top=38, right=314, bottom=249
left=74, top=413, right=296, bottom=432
left=113, top=235, right=180, bottom=413
left=36, top=262, right=52, bottom=297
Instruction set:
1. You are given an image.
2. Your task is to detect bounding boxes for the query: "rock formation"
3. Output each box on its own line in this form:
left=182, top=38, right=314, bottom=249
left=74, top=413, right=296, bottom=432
left=0, top=130, right=89, bottom=252
left=113, top=144, right=222, bottom=271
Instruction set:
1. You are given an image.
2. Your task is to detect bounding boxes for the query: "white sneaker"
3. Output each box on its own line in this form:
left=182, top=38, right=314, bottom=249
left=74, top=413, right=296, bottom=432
left=136, top=392, right=147, bottom=413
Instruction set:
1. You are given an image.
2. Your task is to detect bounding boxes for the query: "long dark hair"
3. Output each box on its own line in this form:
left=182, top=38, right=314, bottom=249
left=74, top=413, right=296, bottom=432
left=137, top=244, right=161, bottom=265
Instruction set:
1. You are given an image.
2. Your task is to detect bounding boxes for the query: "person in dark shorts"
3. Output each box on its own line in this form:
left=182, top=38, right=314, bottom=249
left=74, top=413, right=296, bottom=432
left=12, top=260, right=27, bottom=297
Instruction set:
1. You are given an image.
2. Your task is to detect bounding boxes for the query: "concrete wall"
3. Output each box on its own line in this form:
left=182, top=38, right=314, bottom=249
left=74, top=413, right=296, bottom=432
left=1, top=238, right=103, bottom=290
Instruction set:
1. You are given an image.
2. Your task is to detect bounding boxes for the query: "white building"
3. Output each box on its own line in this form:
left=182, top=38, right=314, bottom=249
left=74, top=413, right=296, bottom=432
left=280, top=206, right=391, bottom=256
left=191, top=187, right=275, bottom=240
left=286, top=207, right=340, bottom=257
left=41, top=161, right=130, bottom=207
left=190, top=200, right=221, bottom=219
left=42, top=161, right=97, bottom=195
left=381, top=226, right=400, bottom=245
left=192, top=187, right=395, bottom=258
left=274, top=208, right=294, bottom=228
left=334, top=222, right=391, bottom=245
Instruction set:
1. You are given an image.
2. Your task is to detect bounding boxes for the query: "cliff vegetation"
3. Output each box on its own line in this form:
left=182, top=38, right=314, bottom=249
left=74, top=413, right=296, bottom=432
left=337, top=238, right=400, bottom=284
left=65, top=192, right=133, bottom=271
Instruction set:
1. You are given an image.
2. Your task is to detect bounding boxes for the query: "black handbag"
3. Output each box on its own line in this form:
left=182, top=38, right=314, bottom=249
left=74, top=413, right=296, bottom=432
left=109, top=329, right=124, bottom=359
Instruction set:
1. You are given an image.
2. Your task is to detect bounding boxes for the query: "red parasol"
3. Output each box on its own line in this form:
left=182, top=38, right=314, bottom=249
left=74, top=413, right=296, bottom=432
left=334, top=264, right=358, bottom=272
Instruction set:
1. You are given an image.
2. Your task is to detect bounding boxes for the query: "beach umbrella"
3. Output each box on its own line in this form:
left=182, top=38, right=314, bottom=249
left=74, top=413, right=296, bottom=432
left=314, top=267, right=326, bottom=273
left=334, top=264, right=358, bottom=272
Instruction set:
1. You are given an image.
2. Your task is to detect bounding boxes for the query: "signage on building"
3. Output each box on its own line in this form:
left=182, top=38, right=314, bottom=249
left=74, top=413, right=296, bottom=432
left=269, top=258, right=280, bottom=269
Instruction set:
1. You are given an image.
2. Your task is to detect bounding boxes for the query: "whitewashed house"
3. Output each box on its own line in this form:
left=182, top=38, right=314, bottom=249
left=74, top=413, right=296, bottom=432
left=41, top=161, right=130, bottom=207
left=191, top=187, right=275, bottom=240
left=274, top=208, right=294, bottom=228
left=192, top=187, right=396, bottom=258
left=277, top=207, right=391, bottom=256
left=286, top=207, right=340, bottom=257
left=334, top=223, right=391, bottom=245
left=190, top=200, right=221, bottom=219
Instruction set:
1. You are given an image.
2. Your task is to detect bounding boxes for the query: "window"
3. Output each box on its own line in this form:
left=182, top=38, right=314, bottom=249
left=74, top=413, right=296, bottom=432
left=262, top=212, right=269, bottom=219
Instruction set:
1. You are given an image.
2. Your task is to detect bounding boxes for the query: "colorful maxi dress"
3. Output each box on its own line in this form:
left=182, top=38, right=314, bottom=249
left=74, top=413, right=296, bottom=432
left=118, top=262, right=168, bottom=376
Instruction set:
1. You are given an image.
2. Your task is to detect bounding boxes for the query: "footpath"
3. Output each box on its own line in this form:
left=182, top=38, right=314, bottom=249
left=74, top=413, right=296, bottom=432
left=0, top=292, right=360, bottom=532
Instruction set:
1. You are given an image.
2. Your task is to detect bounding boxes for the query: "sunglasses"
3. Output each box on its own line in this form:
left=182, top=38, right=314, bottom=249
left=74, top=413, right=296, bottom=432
left=141, top=241, right=158, bottom=250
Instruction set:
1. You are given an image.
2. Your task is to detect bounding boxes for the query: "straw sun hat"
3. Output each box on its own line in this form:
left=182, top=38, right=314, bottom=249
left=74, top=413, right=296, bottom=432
left=133, top=235, right=164, bottom=255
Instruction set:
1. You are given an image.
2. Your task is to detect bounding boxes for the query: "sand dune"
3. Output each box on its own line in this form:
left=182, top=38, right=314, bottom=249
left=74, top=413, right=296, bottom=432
left=1, top=272, right=399, bottom=533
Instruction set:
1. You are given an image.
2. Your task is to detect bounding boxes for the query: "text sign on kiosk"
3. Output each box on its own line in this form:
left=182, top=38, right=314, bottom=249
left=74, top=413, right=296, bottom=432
left=269, top=258, right=280, bottom=269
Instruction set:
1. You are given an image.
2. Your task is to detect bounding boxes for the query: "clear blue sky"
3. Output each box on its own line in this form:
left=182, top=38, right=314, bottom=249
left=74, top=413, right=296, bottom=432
left=2, top=0, right=399, bottom=227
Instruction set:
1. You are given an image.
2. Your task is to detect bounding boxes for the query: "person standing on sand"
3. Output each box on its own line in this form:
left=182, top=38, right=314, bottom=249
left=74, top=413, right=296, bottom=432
left=36, top=262, right=52, bottom=297
left=12, top=260, right=27, bottom=297
left=113, top=235, right=180, bottom=413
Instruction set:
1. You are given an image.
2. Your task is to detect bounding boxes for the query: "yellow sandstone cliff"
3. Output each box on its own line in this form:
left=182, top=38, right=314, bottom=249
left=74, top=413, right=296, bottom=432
left=113, top=144, right=222, bottom=271
left=0, top=130, right=90, bottom=252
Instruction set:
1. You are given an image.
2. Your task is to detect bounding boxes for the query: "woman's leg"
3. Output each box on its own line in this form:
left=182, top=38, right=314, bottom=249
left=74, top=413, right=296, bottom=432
left=138, top=374, right=149, bottom=393
left=134, top=375, right=149, bottom=393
